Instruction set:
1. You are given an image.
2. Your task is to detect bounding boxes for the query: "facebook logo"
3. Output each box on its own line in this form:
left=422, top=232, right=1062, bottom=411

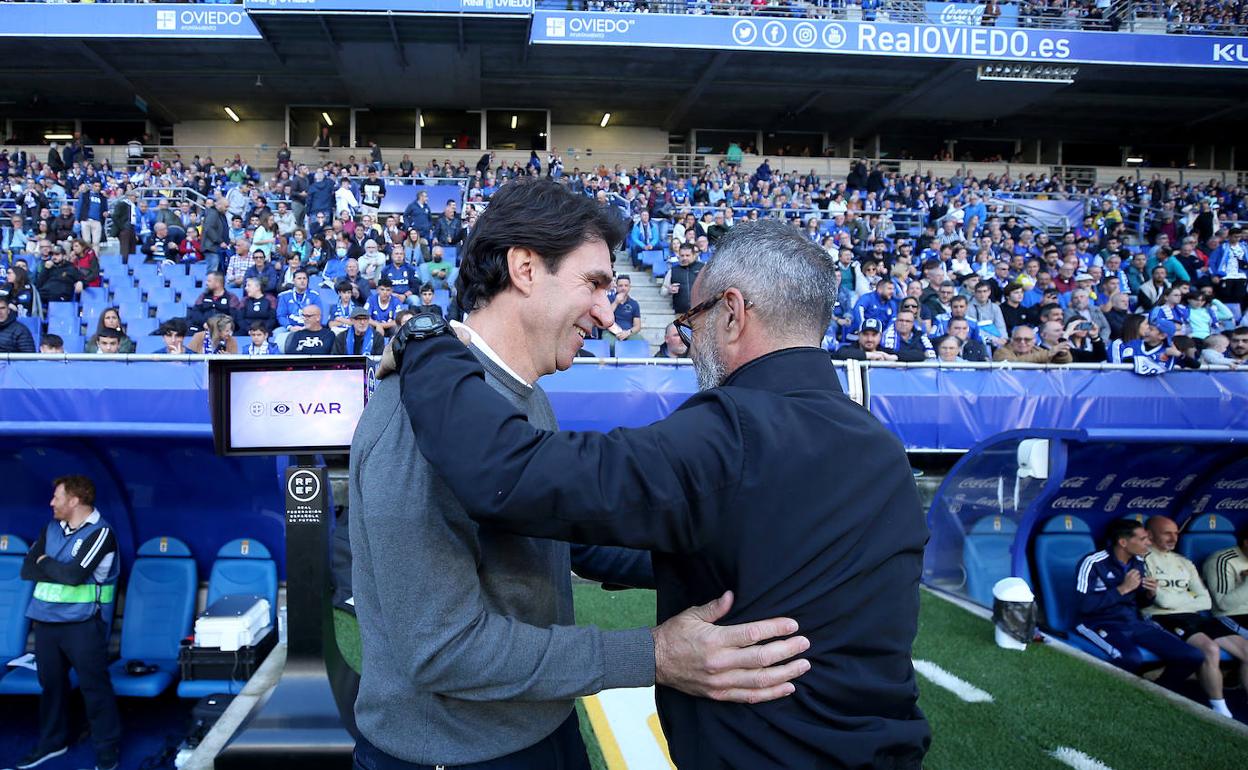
left=546, top=17, right=565, bottom=37
left=156, top=10, right=177, bottom=30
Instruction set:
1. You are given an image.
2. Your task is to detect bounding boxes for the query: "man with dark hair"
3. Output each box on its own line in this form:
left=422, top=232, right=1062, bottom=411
left=352, top=181, right=818, bottom=770
left=367, top=277, right=400, bottom=337
left=605, top=274, right=641, bottom=346
left=94, top=328, right=122, bottom=354
left=881, top=309, right=934, bottom=361
left=188, top=271, right=237, bottom=334
left=17, top=476, right=121, bottom=770
left=0, top=296, right=35, bottom=353
left=1230, top=327, right=1248, bottom=365
left=40, top=334, right=64, bottom=354
left=662, top=243, right=702, bottom=315
left=389, top=217, right=931, bottom=767
left=1073, top=519, right=1204, bottom=691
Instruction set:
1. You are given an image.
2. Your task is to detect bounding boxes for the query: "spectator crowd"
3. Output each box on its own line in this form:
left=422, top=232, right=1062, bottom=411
left=2, top=135, right=1248, bottom=370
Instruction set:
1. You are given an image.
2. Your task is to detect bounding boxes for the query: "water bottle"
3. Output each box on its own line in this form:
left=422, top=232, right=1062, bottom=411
left=278, top=604, right=288, bottom=645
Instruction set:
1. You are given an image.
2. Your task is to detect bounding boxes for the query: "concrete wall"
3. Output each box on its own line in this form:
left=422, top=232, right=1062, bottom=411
left=172, top=120, right=285, bottom=152
left=549, top=124, right=667, bottom=156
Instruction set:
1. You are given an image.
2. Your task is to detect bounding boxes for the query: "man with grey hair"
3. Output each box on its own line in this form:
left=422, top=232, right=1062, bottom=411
left=391, top=219, right=932, bottom=767
left=1067, top=288, right=1109, bottom=340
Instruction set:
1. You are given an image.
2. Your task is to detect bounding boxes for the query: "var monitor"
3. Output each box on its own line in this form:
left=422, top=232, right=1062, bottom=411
left=209, top=357, right=372, bottom=456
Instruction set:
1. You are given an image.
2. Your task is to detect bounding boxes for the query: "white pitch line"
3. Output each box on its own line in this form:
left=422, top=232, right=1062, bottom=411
left=912, top=659, right=994, bottom=703
left=1049, top=747, right=1117, bottom=770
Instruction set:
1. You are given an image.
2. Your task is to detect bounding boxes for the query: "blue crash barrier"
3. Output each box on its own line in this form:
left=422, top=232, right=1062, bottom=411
left=926, top=429, right=1248, bottom=639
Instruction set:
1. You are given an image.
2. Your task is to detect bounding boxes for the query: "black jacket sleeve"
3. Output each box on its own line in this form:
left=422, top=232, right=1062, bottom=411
left=570, top=544, right=656, bottom=590
left=25, top=526, right=115, bottom=586
left=19, top=527, right=49, bottom=582
left=397, top=335, right=744, bottom=554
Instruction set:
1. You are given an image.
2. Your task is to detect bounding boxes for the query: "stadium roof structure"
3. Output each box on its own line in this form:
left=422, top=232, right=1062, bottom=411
left=3, top=14, right=1247, bottom=148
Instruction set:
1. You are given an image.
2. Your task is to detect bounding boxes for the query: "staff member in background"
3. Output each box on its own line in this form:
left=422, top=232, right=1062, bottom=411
left=390, top=219, right=931, bottom=768
left=16, top=476, right=121, bottom=770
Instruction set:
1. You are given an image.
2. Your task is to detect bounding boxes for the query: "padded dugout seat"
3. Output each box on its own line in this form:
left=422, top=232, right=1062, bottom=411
left=108, top=537, right=196, bottom=697
left=1179, top=514, right=1236, bottom=574
left=962, top=515, right=1017, bottom=607
left=0, top=536, right=34, bottom=685
left=178, top=538, right=277, bottom=699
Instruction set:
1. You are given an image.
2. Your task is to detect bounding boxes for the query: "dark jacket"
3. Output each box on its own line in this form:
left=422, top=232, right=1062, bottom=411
left=36, top=261, right=82, bottom=302
left=0, top=313, right=35, bottom=353
left=202, top=207, right=229, bottom=251
left=49, top=214, right=76, bottom=244
left=397, top=343, right=931, bottom=769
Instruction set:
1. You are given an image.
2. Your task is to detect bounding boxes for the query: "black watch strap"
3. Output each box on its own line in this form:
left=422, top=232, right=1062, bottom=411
left=392, top=311, right=451, bottom=362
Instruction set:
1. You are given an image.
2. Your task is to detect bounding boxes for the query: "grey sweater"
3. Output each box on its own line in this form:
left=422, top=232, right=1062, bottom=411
left=349, top=346, right=655, bottom=764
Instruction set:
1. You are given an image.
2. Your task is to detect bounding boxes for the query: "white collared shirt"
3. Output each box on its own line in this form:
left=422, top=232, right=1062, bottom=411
left=450, top=320, right=531, bottom=389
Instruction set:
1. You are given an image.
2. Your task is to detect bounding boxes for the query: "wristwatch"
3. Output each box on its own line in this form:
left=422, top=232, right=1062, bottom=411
left=391, top=310, right=452, bottom=364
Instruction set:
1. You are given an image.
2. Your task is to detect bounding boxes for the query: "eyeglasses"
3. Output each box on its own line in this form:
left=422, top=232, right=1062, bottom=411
left=673, top=290, right=753, bottom=349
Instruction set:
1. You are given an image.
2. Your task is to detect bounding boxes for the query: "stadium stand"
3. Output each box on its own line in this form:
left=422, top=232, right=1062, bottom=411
left=3, top=137, right=1246, bottom=359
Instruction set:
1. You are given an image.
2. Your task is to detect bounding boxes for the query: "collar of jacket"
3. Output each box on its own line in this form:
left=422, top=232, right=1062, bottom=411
left=720, top=346, right=839, bottom=392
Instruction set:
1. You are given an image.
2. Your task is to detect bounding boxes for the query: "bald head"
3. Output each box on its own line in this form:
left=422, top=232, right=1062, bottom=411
left=1146, top=515, right=1178, bottom=553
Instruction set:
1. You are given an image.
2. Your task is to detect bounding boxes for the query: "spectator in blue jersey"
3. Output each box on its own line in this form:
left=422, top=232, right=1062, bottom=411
left=367, top=278, right=401, bottom=337
left=243, top=251, right=281, bottom=298
left=605, top=275, right=642, bottom=347
left=275, top=268, right=321, bottom=346
left=328, top=281, right=360, bottom=332
left=1210, top=227, right=1247, bottom=312
left=75, top=179, right=106, bottom=249
left=852, top=277, right=898, bottom=334
left=244, top=322, right=281, bottom=356
left=1073, top=519, right=1204, bottom=691
left=331, top=307, right=386, bottom=355
left=881, top=310, right=934, bottom=361
left=1147, top=286, right=1191, bottom=336
left=1115, top=318, right=1200, bottom=372
left=381, top=246, right=418, bottom=301
left=402, top=190, right=433, bottom=243
left=628, top=211, right=662, bottom=260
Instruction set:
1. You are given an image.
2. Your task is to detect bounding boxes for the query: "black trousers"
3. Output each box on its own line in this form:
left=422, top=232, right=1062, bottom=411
left=1217, top=277, right=1247, bottom=313
left=118, top=226, right=137, bottom=259
left=353, top=712, right=590, bottom=770
left=34, top=617, right=121, bottom=755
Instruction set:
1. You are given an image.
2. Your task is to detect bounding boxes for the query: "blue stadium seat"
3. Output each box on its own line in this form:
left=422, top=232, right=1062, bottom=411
left=46, top=316, right=79, bottom=338
left=155, top=302, right=187, bottom=322
left=0, top=536, right=34, bottom=685
left=580, top=339, right=610, bottom=358
left=147, top=286, right=175, bottom=307
left=135, top=336, right=167, bottom=355
left=433, top=289, right=451, bottom=309
left=108, top=537, right=197, bottom=697
left=177, top=538, right=278, bottom=699
left=118, top=302, right=148, bottom=327
left=1033, top=515, right=1094, bottom=636
left=167, top=274, right=198, bottom=302
left=111, top=286, right=142, bottom=307
left=125, top=252, right=146, bottom=269
left=60, top=334, right=85, bottom=354
left=963, top=515, right=1018, bottom=607
left=133, top=264, right=163, bottom=290
left=127, top=319, right=158, bottom=339
left=416, top=263, right=432, bottom=285
left=614, top=339, right=650, bottom=358
left=189, top=263, right=208, bottom=285
left=97, top=255, right=124, bottom=275
left=226, top=286, right=244, bottom=303
left=1179, top=514, right=1236, bottom=573
left=82, top=302, right=108, bottom=329
left=442, top=246, right=458, bottom=264
left=81, top=286, right=109, bottom=306
left=46, top=301, right=78, bottom=324
left=18, top=316, right=40, bottom=341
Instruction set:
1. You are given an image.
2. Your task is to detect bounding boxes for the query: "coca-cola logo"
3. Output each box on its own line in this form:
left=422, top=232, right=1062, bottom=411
left=1061, top=476, right=1090, bottom=489
left=1214, top=479, right=1248, bottom=490
left=958, top=477, right=998, bottom=490
left=1122, top=476, right=1169, bottom=489
left=1127, top=496, right=1172, bottom=510
left=1052, top=495, right=1098, bottom=510
left=1215, top=498, right=1248, bottom=511
left=939, top=4, right=985, bottom=25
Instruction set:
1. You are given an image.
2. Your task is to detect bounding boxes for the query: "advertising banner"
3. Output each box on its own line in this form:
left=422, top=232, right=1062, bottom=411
left=531, top=11, right=1248, bottom=69
left=245, top=0, right=533, bottom=14
left=0, top=4, right=261, bottom=39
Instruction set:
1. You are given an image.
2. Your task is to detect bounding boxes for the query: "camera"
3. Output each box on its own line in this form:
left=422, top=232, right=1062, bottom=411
left=1076, top=321, right=1093, bottom=331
